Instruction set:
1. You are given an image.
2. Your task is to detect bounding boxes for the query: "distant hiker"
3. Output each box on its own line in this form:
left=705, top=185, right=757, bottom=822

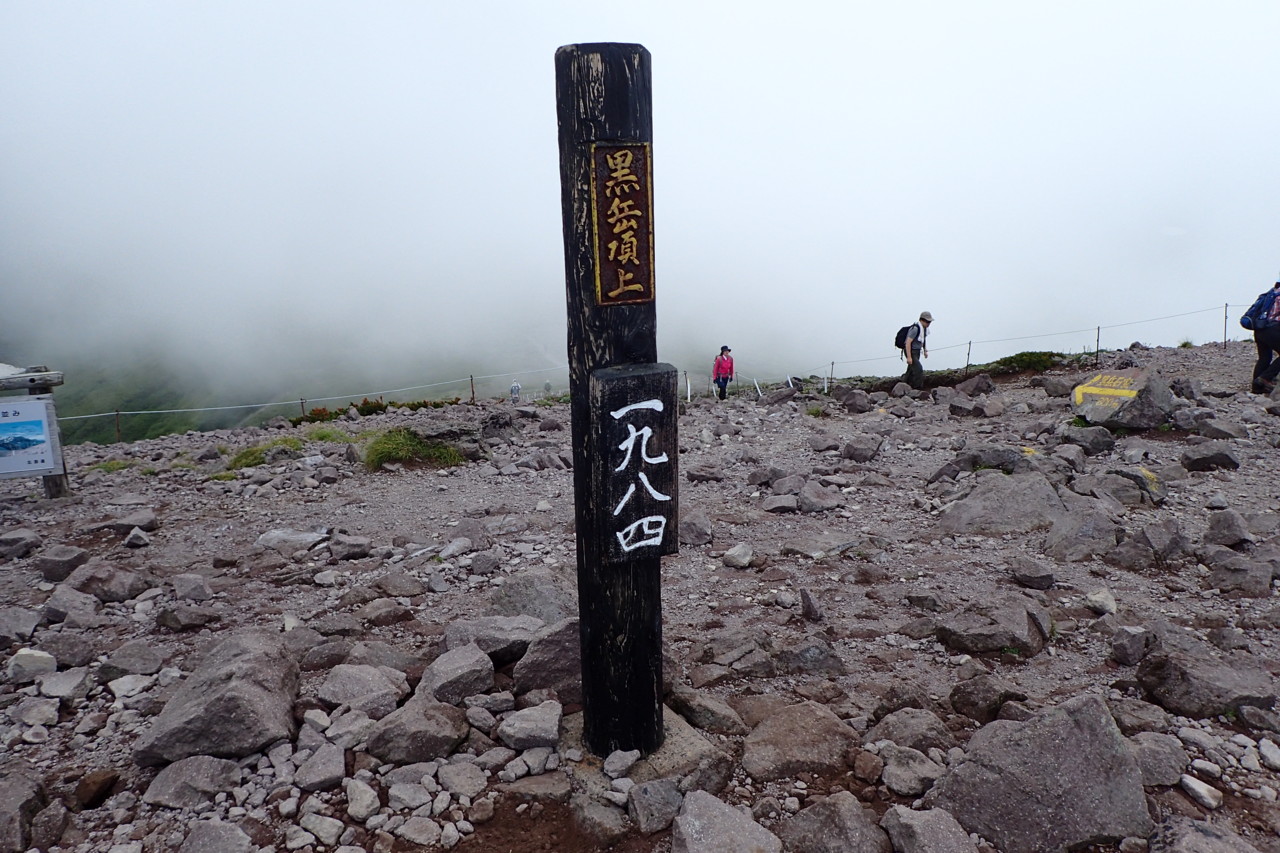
left=1241, top=280, right=1280, bottom=393
left=510, top=381, right=522, bottom=404
left=902, top=311, right=933, bottom=390
left=713, top=346, right=734, bottom=400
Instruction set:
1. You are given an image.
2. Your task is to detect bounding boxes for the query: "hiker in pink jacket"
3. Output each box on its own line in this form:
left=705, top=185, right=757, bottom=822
left=713, top=346, right=734, bottom=400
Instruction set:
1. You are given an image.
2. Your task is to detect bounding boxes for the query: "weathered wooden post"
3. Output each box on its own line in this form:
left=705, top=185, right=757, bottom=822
left=556, top=42, right=675, bottom=755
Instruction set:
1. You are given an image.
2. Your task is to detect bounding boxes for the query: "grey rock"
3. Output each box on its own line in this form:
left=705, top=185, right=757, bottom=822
left=444, top=615, right=544, bottom=666
left=1008, top=555, right=1054, bottom=590
left=880, top=805, right=977, bottom=853
left=925, top=695, right=1152, bottom=853
left=797, top=480, right=841, bottom=513
left=318, top=664, right=408, bottom=719
left=628, top=707, right=734, bottom=795
left=722, top=543, right=753, bottom=569
left=1207, top=554, right=1271, bottom=598
left=628, top=778, right=683, bottom=834
left=100, top=638, right=165, bottom=681
left=0, top=528, right=41, bottom=560
left=774, top=635, right=846, bottom=676
left=866, top=707, right=957, bottom=752
left=0, top=607, right=39, bottom=645
left=936, top=595, right=1051, bottom=658
left=6, top=648, right=55, bottom=683
left=134, top=631, right=300, bottom=765
left=1044, top=510, right=1121, bottom=562
left=437, top=762, right=487, bottom=798
left=178, top=821, right=253, bottom=853
left=142, top=756, right=241, bottom=809
left=1111, top=626, right=1159, bottom=666
left=1203, top=509, right=1254, bottom=548
left=329, top=533, right=372, bottom=561
left=678, top=509, right=714, bottom=546
left=104, top=507, right=159, bottom=534
left=672, top=790, right=781, bottom=853
left=171, top=573, right=214, bottom=601
left=841, top=434, right=884, bottom=463
left=1150, top=817, right=1263, bottom=853
left=64, top=560, right=152, bottom=602
left=255, top=528, right=327, bottom=553
left=742, top=701, right=857, bottom=782
left=776, top=790, right=890, bottom=853
left=1129, top=732, right=1188, bottom=787
left=1061, top=425, right=1115, bottom=456
left=0, top=766, right=44, bottom=853
left=295, top=743, right=347, bottom=791
left=1071, top=369, right=1174, bottom=429
left=669, top=686, right=748, bottom=735
left=1137, top=633, right=1275, bottom=718
left=1180, top=442, right=1240, bottom=472
left=762, top=495, right=799, bottom=513
left=365, top=698, right=469, bottom=765
left=880, top=744, right=946, bottom=796
left=373, top=568, right=427, bottom=597
left=938, top=472, right=1065, bottom=536
left=30, top=544, right=90, bottom=582
left=512, top=618, right=582, bottom=703
left=571, top=793, right=629, bottom=846
left=496, top=700, right=562, bottom=750
left=418, top=642, right=494, bottom=706
left=487, top=568, right=577, bottom=624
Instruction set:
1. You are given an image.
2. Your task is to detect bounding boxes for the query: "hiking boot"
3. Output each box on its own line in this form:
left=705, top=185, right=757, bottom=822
left=1255, top=378, right=1277, bottom=394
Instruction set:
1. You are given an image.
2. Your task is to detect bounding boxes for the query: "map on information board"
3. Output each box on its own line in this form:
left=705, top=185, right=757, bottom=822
left=0, top=396, right=63, bottom=479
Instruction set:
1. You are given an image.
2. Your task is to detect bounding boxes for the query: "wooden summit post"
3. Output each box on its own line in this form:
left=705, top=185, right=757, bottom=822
left=556, top=42, right=675, bottom=756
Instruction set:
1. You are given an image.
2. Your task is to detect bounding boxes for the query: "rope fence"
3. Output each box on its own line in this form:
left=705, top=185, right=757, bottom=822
left=14, top=302, right=1258, bottom=433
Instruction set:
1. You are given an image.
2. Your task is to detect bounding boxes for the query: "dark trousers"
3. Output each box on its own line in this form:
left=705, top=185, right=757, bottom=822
left=1256, top=327, right=1280, bottom=386
left=714, top=377, right=729, bottom=399
left=903, top=353, right=924, bottom=389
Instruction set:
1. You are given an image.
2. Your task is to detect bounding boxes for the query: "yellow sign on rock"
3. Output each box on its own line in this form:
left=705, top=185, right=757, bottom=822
left=1072, top=372, right=1139, bottom=413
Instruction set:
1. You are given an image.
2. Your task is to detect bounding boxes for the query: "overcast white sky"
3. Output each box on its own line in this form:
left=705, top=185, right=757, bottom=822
left=3, top=1, right=1279, bottom=397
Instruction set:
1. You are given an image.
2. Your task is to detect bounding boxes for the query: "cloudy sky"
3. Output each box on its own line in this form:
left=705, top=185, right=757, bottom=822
left=3, top=1, right=1279, bottom=400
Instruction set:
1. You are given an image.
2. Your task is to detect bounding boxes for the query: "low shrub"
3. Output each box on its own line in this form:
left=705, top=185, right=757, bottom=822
left=306, top=426, right=351, bottom=443
left=89, top=460, right=133, bottom=473
left=991, top=351, right=1061, bottom=373
left=227, top=436, right=304, bottom=470
left=364, top=427, right=465, bottom=472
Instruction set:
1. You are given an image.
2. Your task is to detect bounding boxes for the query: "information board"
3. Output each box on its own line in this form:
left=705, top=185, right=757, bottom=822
left=0, top=395, right=64, bottom=479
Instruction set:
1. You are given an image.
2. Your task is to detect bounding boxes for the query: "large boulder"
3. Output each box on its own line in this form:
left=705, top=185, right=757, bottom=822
left=937, top=472, right=1065, bottom=537
left=364, top=698, right=469, bottom=765
left=1071, top=369, right=1174, bottom=429
left=134, top=632, right=300, bottom=766
left=1137, top=632, right=1276, bottom=718
left=742, top=701, right=856, bottom=782
left=936, top=595, right=1052, bottom=658
left=926, top=695, right=1152, bottom=852
left=775, top=790, right=890, bottom=853
left=0, top=766, right=45, bottom=853
left=672, top=791, right=781, bottom=853
left=512, top=618, right=582, bottom=703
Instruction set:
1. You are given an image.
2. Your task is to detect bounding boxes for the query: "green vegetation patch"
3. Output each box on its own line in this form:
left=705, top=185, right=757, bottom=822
left=364, top=427, right=465, bottom=472
left=208, top=471, right=238, bottom=481
left=805, top=405, right=828, bottom=418
left=89, top=459, right=134, bottom=473
left=227, top=436, right=304, bottom=470
left=306, top=425, right=352, bottom=443
left=990, top=351, right=1062, bottom=373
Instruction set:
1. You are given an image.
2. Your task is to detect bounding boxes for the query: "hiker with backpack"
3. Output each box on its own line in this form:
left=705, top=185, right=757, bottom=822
left=1241, top=280, right=1280, bottom=394
left=898, top=311, right=933, bottom=390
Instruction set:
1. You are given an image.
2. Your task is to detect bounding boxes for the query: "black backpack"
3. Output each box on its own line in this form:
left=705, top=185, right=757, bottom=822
left=894, top=325, right=912, bottom=350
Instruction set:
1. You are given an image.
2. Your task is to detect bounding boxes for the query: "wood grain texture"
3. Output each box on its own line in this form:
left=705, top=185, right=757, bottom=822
left=556, top=43, right=666, bottom=755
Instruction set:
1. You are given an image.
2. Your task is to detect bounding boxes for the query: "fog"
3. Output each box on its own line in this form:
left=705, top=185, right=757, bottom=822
left=3, top=1, right=1280, bottom=406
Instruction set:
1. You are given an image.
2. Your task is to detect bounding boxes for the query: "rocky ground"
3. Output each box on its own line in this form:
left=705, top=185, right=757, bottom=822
left=1, top=340, right=1280, bottom=853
